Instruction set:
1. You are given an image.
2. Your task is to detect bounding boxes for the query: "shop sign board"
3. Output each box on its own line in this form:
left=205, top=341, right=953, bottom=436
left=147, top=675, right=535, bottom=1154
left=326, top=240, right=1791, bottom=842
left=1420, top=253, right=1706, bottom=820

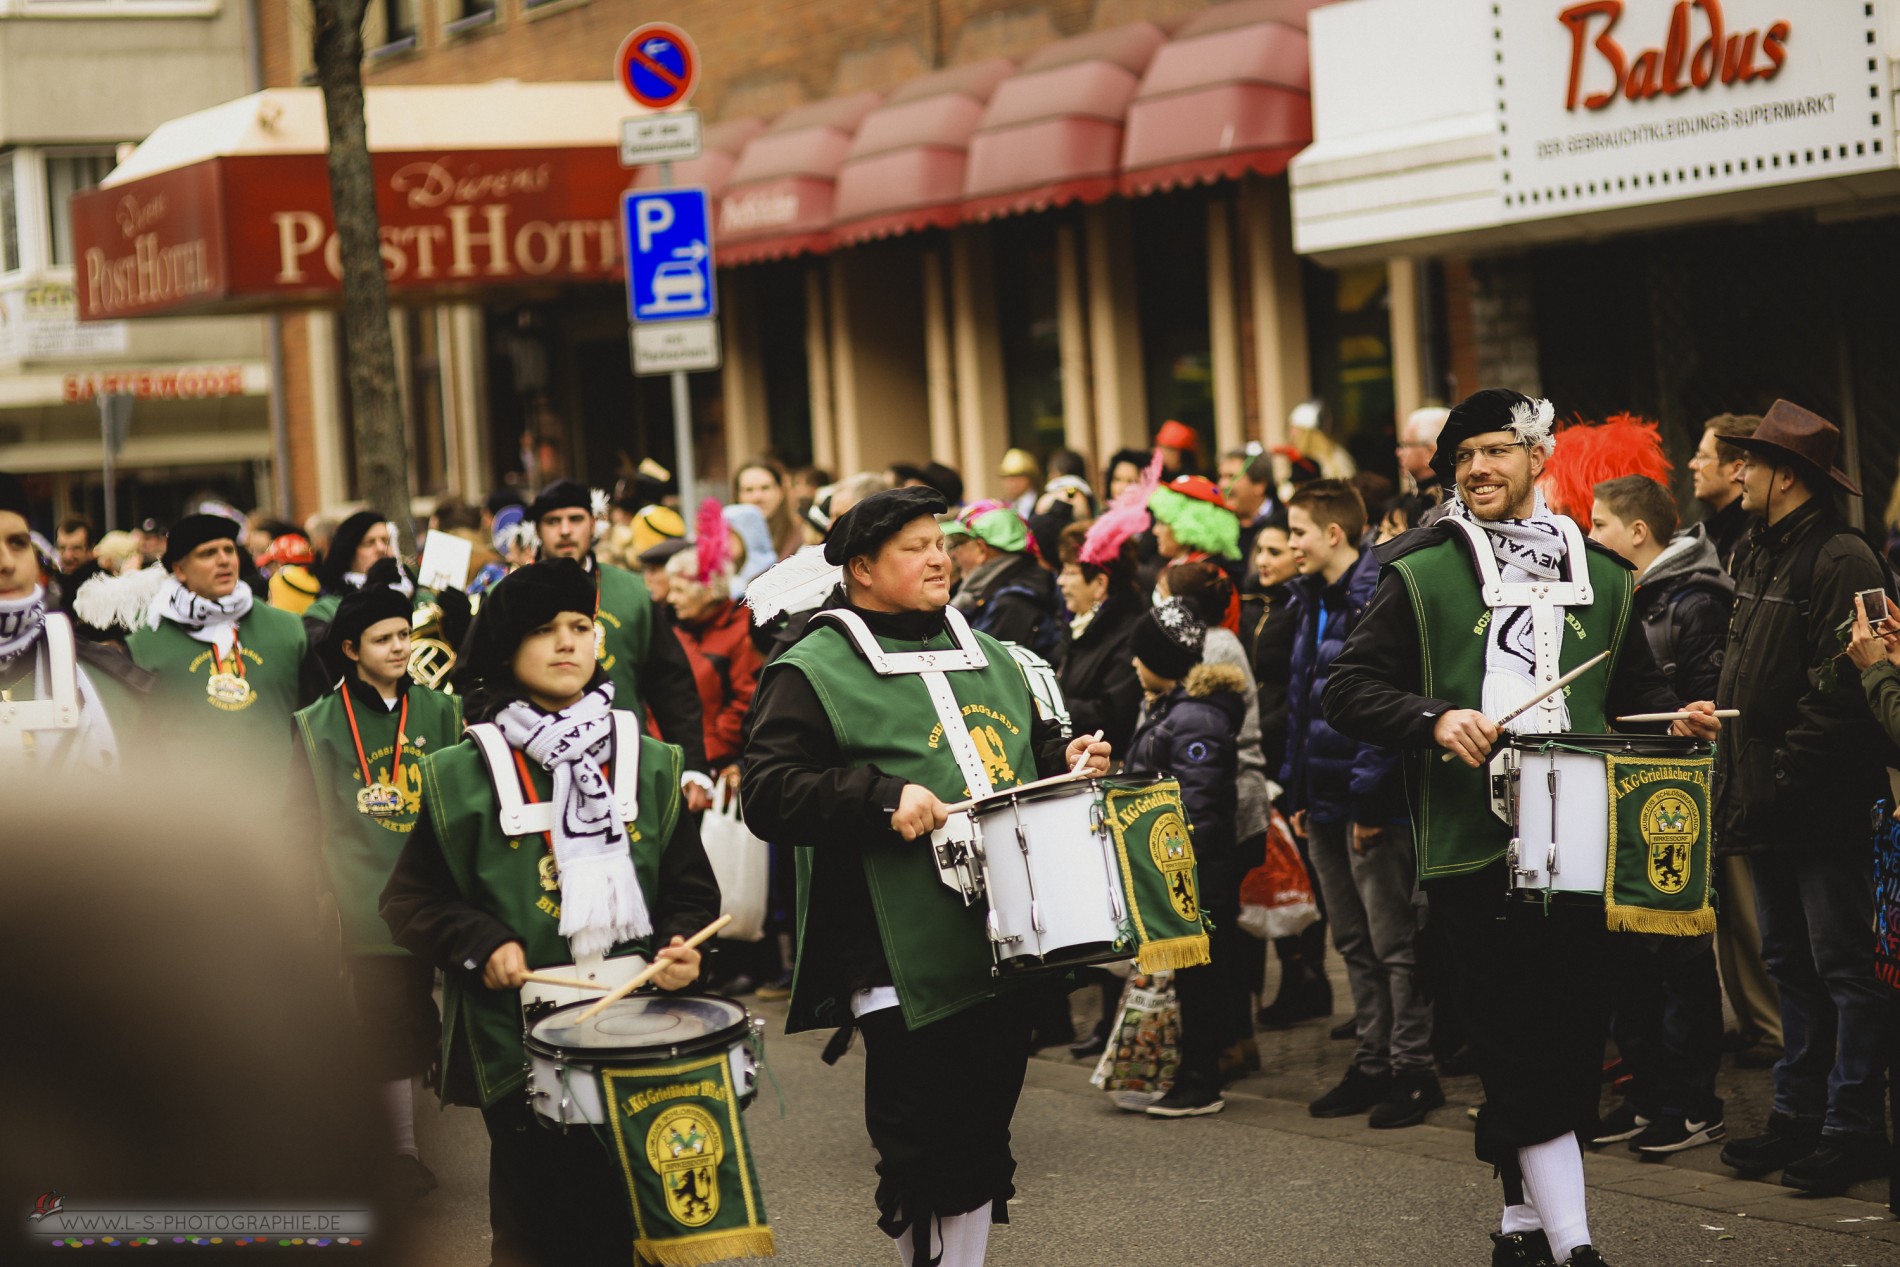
left=621, top=187, right=716, bottom=324
left=1497, top=0, right=1892, bottom=219
left=0, top=283, right=129, bottom=359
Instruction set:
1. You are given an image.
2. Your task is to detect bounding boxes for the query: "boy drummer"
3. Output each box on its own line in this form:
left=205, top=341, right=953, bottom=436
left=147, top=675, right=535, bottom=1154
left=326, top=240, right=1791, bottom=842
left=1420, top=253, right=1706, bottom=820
left=379, top=558, right=721, bottom=1266
left=293, top=561, right=463, bottom=1197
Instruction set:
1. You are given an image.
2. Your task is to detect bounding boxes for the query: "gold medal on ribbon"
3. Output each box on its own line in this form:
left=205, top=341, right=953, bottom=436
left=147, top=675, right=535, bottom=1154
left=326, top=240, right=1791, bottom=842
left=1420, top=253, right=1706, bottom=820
left=205, top=671, right=254, bottom=710
left=356, top=781, right=405, bottom=817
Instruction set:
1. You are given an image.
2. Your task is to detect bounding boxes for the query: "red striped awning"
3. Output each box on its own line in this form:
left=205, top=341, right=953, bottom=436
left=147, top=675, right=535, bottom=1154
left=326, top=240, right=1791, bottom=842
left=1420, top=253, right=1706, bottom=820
left=1120, top=0, right=1321, bottom=196
left=961, top=22, right=1166, bottom=222
left=831, top=58, right=1014, bottom=246
left=631, top=117, right=766, bottom=198
left=714, top=93, right=880, bottom=265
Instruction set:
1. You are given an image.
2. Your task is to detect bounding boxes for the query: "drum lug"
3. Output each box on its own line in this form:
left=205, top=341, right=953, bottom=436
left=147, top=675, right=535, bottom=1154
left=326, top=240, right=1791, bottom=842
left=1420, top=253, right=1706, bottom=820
left=986, top=907, right=1019, bottom=947
left=1030, top=900, right=1044, bottom=934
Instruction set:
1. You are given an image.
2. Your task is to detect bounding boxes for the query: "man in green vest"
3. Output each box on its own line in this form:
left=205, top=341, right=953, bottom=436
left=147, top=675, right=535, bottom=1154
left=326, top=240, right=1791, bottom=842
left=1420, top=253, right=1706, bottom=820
left=120, top=512, right=310, bottom=778
left=525, top=479, right=712, bottom=812
left=743, top=485, right=1110, bottom=1267
left=293, top=563, right=463, bottom=1199
left=1323, top=389, right=1719, bottom=1267
left=0, top=471, right=148, bottom=770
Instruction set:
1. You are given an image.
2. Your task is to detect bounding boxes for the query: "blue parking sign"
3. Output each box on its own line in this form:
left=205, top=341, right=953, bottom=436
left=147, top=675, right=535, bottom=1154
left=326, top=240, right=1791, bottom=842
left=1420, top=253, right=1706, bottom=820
left=621, top=188, right=716, bottom=324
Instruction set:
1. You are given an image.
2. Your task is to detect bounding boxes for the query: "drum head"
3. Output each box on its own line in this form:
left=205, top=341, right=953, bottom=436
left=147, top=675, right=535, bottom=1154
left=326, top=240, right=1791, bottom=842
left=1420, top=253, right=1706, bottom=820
left=526, top=994, right=749, bottom=1062
left=1507, top=732, right=1711, bottom=759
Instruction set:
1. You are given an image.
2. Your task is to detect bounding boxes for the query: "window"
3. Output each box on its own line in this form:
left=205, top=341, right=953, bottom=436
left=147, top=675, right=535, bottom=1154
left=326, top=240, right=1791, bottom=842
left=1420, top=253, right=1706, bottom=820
left=45, top=149, right=117, bottom=267
left=0, top=152, right=18, bottom=274
left=366, top=0, right=417, bottom=51
left=446, top=0, right=496, bottom=32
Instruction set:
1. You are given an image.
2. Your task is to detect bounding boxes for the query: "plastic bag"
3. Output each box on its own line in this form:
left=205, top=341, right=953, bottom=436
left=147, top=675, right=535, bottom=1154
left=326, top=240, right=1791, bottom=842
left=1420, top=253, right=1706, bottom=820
left=701, top=780, right=768, bottom=942
left=1090, top=971, right=1179, bottom=1111
left=1237, top=808, right=1319, bottom=940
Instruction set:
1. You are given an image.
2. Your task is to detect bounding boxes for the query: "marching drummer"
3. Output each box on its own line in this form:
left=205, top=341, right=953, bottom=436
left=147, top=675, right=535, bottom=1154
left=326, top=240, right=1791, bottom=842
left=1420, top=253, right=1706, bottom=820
left=742, top=485, right=1110, bottom=1267
left=379, top=558, right=721, bottom=1266
left=1322, top=389, right=1718, bottom=1267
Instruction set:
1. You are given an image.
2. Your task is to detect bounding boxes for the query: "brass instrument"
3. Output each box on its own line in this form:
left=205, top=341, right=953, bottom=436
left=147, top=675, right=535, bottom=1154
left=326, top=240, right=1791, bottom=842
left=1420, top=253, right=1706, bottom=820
left=409, top=597, right=470, bottom=691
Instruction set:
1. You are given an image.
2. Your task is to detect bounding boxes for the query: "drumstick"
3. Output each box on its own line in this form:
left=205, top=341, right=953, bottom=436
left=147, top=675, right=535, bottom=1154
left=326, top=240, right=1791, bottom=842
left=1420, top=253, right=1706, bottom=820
left=572, top=913, right=733, bottom=1022
left=1438, top=651, right=1611, bottom=763
left=520, top=971, right=614, bottom=991
left=1615, top=708, right=1739, bottom=723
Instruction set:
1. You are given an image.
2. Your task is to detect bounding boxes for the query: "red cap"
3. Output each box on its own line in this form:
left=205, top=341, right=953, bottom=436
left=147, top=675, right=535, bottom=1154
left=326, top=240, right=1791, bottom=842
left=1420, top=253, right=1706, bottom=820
left=1155, top=419, right=1198, bottom=451
left=260, top=534, right=315, bottom=566
left=1166, top=474, right=1229, bottom=509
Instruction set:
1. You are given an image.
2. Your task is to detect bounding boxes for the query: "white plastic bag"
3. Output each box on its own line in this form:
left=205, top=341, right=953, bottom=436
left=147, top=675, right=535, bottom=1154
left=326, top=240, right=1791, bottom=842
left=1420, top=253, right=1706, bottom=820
left=701, top=780, right=768, bottom=942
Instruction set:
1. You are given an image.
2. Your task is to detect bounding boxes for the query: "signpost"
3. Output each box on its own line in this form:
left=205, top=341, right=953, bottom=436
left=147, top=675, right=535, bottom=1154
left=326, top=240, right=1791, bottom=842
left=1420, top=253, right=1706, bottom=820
left=616, top=22, right=714, bottom=515
left=97, top=393, right=132, bottom=533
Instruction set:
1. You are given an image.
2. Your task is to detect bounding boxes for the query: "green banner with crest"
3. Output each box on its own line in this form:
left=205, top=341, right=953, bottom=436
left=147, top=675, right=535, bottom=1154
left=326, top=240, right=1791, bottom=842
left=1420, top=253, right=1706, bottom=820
left=601, top=1050, right=773, bottom=1266
left=1603, top=752, right=1716, bottom=936
left=1103, top=779, right=1211, bottom=971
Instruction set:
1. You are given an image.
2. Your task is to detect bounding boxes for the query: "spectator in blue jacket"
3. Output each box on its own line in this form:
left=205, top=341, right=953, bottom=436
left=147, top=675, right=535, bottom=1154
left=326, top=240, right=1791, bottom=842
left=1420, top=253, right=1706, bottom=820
left=1282, top=479, right=1440, bottom=1128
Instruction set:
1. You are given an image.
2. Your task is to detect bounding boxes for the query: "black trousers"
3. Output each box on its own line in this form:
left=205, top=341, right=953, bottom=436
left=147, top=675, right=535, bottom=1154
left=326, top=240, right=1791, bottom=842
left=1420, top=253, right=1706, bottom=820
left=1429, top=871, right=1612, bottom=1175
left=858, top=992, right=1031, bottom=1260
left=481, top=1094, right=635, bottom=1267
left=1175, top=897, right=1248, bottom=1087
left=1606, top=932, right=1724, bottom=1121
left=348, top=955, right=438, bottom=1082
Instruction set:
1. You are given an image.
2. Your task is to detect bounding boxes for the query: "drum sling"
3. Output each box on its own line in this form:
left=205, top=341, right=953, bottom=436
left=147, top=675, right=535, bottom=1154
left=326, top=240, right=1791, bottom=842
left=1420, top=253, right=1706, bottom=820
left=1102, top=779, right=1210, bottom=970
left=1601, top=749, right=1715, bottom=935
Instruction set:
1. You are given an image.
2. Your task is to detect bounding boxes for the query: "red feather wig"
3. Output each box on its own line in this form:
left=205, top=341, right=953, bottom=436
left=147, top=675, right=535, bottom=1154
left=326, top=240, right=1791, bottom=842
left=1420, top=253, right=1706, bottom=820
left=1538, top=412, right=1673, bottom=528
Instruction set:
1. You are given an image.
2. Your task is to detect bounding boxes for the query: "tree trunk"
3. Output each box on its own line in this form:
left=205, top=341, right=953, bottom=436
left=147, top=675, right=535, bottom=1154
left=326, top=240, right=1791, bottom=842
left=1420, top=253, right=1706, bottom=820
left=310, top=0, right=414, bottom=551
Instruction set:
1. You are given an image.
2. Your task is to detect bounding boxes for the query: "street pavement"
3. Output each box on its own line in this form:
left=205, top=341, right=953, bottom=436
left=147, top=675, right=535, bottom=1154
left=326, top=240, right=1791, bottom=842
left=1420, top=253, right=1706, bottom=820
left=390, top=966, right=1896, bottom=1266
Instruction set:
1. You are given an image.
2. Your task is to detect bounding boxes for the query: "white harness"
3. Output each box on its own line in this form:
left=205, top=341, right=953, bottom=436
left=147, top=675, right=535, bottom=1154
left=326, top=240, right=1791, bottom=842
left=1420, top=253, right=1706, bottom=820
left=0, top=613, right=79, bottom=764
left=466, top=710, right=644, bottom=840
left=1442, top=514, right=1593, bottom=727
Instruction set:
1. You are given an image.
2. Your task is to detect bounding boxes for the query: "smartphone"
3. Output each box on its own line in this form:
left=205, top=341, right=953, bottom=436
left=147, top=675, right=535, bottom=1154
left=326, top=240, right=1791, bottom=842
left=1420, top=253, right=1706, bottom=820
left=1855, top=588, right=1895, bottom=634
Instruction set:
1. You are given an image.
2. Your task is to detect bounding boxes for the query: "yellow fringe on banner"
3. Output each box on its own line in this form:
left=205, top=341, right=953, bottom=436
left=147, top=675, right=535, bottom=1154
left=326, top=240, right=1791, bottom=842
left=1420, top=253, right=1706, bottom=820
left=639, top=1228, right=777, bottom=1266
left=1136, top=935, right=1211, bottom=972
left=1604, top=903, right=1716, bottom=937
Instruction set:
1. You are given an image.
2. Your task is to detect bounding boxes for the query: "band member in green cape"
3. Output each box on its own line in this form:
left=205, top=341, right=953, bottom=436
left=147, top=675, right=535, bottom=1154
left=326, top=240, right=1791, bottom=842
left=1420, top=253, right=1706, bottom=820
left=380, top=558, right=719, bottom=1266
left=742, top=485, right=1110, bottom=1267
left=0, top=471, right=149, bottom=770
left=293, top=560, right=463, bottom=1198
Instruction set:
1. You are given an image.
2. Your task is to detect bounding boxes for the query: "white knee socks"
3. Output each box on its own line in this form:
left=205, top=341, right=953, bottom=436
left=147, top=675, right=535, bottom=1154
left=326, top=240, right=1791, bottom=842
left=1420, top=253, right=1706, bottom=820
left=381, top=1078, right=418, bottom=1157
left=1517, top=1132, right=1591, bottom=1262
left=887, top=1202, right=992, bottom=1267
left=1500, top=1203, right=1542, bottom=1235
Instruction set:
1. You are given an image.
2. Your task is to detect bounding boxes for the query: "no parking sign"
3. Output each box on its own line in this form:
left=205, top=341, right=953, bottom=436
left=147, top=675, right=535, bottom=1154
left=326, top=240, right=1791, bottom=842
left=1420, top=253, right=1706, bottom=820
left=615, top=24, right=698, bottom=110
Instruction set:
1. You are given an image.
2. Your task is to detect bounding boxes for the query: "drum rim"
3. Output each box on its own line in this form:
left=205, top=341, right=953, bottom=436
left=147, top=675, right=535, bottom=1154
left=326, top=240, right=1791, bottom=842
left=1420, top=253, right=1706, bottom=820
left=524, top=993, right=752, bottom=1062
left=1504, top=732, right=1712, bottom=755
left=969, top=779, right=1102, bottom=812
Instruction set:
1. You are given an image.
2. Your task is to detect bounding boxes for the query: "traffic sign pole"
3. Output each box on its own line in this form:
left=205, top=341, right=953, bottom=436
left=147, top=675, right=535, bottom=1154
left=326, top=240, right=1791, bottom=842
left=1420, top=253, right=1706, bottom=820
left=659, top=159, right=695, bottom=516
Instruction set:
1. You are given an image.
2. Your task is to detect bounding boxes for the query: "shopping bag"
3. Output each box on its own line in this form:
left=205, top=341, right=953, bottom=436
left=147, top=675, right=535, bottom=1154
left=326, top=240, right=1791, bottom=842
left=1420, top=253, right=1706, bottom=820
left=1237, top=808, right=1319, bottom=940
left=1090, top=971, right=1179, bottom=1112
left=702, top=780, right=768, bottom=942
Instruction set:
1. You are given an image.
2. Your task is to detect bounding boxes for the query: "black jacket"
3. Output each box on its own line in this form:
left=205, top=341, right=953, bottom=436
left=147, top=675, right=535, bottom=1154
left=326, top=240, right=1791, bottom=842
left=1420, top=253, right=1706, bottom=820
left=954, top=552, right=1058, bottom=653
left=1054, top=585, right=1145, bottom=755
left=1701, top=497, right=1751, bottom=575
left=1712, top=499, right=1893, bottom=855
left=1123, top=661, right=1248, bottom=903
left=1632, top=525, right=1732, bottom=704
left=1240, top=583, right=1295, bottom=776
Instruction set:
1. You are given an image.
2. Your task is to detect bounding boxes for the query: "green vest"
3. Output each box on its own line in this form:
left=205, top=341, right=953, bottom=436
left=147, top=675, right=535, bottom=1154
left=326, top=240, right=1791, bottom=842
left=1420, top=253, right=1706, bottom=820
left=295, top=682, right=463, bottom=954
left=1389, top=537, right=1633, bottom=879
left=771, top=617, right=1041, bottom=1031
left=304, top=592, right=341, bottom=625
left=595, top=562, right=654, bottom=716
left=127, top=602, right=307, bottom=776
left=418, top=727, right=682, bottom=1107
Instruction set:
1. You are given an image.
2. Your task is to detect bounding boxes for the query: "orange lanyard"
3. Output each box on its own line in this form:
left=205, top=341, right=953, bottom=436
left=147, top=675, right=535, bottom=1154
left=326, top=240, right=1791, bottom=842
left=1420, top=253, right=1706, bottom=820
left=511, top=749, right=611, bottom=852
left=341, top=686, right=408, bottom=789
left=209, top=639, right=246, bottom=680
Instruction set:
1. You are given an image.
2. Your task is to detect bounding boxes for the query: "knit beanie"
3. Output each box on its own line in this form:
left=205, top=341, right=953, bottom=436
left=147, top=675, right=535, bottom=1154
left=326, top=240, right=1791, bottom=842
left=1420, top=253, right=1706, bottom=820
left=1131, top=598, right=1205, bottom=681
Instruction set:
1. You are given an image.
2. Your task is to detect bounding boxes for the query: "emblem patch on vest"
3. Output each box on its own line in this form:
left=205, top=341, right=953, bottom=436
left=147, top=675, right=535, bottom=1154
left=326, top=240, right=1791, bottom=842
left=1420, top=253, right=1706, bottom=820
left=971, top=724, right=1016, bottom=788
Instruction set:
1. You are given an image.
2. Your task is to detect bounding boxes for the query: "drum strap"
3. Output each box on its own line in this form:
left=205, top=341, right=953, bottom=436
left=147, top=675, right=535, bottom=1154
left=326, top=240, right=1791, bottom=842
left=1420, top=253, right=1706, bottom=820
left=1443, top=515, right=1592, bottom=729
left=468, top=711, right=641, bottom=838
left=920, top=669, right=995, bottom=801
left=1005, top=642, right=1072, bottom=738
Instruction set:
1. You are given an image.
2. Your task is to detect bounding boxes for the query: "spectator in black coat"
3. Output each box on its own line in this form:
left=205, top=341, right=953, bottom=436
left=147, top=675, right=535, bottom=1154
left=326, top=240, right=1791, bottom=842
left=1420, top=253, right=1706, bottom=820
left=1052, top=523, right=1145, bottom=755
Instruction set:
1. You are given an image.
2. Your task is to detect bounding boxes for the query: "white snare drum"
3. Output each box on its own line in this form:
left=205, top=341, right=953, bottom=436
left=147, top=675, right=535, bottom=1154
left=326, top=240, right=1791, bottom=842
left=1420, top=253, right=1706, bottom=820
left=965, top=779, right=1128, bottom=972
left=523, top=995, right=761, bottom=1129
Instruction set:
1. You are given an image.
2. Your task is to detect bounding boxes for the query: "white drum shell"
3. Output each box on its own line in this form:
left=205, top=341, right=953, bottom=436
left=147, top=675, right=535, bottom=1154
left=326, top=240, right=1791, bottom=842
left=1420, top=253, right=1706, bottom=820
left=1509, top=746, right=1611, bottom=896
left=972, top=783, right=1123, bottom=967
left=528, top=1035, right=758, bottom=1128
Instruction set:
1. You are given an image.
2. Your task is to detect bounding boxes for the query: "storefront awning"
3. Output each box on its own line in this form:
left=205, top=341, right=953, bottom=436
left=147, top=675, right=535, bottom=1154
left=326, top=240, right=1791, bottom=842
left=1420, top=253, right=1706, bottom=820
left=714, top=93, right=880, bottom=266
left=631, top=117, right=766, bottom=199
left=72, top=83, right=638, bottom=321
left=1120, top=0, right=1320, bottom=196
left=962, top=22, right=1167, bottom=221
left=830, top=59, right=1015, bottom=246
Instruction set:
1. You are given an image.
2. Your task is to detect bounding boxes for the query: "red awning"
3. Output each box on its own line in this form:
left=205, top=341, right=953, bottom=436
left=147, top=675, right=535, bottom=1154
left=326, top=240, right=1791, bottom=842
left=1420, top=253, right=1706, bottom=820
left=631, top=117, right=766, bottom=198
left=714, top=93, right=880, bottom=266
left=961, top=22, right=1166, bottom=222
left=1120, top=0, right=1322, bottom=196
left=830, top=58, right=1014, bottom=246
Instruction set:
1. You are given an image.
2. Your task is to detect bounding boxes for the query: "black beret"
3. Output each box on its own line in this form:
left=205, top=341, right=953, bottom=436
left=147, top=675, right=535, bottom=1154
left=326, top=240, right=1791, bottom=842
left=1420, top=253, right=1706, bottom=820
left=326, top=575, right=414, bottom=665
left=823, top=486, right=948, bottom=566
left=162, top=512, right=242, bottom=569
left=0, top=471, right=27, bottom=520
left=638, top=538, right=693, bottom=569
left=527, top=480, right=594, bottom=524
left=1432, top=388, right=1540, bottom=484
left=463, top=558, right=597, bottom=692
left=317, top=509, right=386, bottom=592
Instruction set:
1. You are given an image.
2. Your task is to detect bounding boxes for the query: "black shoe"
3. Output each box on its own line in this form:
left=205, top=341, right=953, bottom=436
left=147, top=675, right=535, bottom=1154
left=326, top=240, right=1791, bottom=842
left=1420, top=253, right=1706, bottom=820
left=1719, top=1112, right=1821, bottom=1177
left=1567, top=1246, right=1612, bottom=1266
left=1308, top=1065, right=1391, bottom=1118
left=712, top=973, right=759, bottom=997
left=1588, top=1103, right=1651, bottom=1148
left=1329, top=1018, right=1358, bottom=1040
left=1256, top=968, right=1333, bottom=1029
left=385, top=1152, right=438, bottom=1200
left=754, top=971, right=794, bottom=1001
left=1733, top=1041, right=1782, bottom=1070
left=1632, top=1113, right=1725, bottom=1157
left=1436, top=1044, right=1478, bottom=1077
left=1489, top=1229, right=1555, bottom=1267
left=1779, top=1134, right=1891, bottom=1195
left=1146, top=1080, right=1225, bottom=1118
left=1068, top=1031, right=1107, bottom=1059
left=1369, top=1068, right=1445, bottom=1129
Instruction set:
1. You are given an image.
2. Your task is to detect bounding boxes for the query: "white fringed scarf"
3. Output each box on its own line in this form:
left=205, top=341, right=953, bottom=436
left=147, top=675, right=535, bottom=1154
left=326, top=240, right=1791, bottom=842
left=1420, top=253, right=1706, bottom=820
left=494, top=680, right=651, bottom=958
left=1447, top=488, right=1571, bottom=734
left=152, top=575, right=254, bottom=651
left=0, top=586, right=45, bottom=666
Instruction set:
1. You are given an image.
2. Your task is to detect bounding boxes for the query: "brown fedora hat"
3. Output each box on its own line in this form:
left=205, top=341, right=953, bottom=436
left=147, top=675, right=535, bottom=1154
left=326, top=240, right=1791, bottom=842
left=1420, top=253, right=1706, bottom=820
left=1727, top=399, right=1860, bottom=495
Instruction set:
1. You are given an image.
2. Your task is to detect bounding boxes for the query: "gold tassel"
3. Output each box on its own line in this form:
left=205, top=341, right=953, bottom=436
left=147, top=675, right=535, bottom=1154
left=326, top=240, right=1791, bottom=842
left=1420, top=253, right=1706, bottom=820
left=1604, top=903, right=1716, bottom=937
left=1135, top=935, right=1211, bottom=972
left=639, top=1228, right=777, bottom=1265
